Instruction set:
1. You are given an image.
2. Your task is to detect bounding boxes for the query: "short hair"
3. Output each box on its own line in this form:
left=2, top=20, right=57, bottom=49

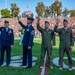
left=45, top=21, right=49, bottom=24
left=63, top=19, right=68, bottom=23
left=4, top=20, right=9, bottom=24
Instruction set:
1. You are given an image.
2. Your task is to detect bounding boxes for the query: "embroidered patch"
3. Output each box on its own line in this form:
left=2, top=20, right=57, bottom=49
left=31, top=30, right=34, bottom=35
left=27, top=29, right=29, bottom=31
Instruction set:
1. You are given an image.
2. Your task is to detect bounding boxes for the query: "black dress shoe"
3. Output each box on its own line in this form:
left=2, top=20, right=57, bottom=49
left=0, top=65, right=2, bottom=67
left=20, top=64, right=27, bottom=66
left=0, top=64, right=3, bottom=66
left=26, top=66, right=32, bottom=69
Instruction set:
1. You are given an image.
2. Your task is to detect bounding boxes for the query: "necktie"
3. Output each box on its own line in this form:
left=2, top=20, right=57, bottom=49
left=6, top=28, right=8, bottom=32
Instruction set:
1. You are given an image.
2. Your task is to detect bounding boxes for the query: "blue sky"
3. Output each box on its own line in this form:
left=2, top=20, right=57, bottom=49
left=0, top=0, right=75, bottom=17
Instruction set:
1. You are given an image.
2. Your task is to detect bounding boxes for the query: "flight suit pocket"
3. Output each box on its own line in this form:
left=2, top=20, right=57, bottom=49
left=66, top=30, right=71, bottom=35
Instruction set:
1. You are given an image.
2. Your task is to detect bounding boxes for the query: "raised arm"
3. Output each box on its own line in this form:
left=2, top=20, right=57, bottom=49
left=18, top=17, right=26, bottom=29
left=36, top=17, right=43, bottom=32
left=54, top=19, right=61, bottom=33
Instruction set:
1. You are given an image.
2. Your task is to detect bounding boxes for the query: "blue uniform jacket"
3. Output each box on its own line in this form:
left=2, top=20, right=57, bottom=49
left=0, top=27, right=14, bottom=46
left=0, top=31, right=1, bottom=44
left=18, top=21, right=34, bottom=47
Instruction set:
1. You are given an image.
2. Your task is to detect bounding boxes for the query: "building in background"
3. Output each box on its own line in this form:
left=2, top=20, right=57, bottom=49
left=22, top=11, right=34, bottom=18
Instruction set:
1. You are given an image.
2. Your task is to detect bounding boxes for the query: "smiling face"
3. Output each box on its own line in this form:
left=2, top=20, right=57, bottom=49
left=73, top=25, right=75, bottom=29
left=27, top=19, right=33, bottom=25
left=44, top=22, right=50, bottom=29
left=63, top=19, right=68, bottom=28
left=63, top=21, right=68, bottom=27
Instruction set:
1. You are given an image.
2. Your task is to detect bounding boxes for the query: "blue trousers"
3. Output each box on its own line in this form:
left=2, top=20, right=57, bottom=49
left=22, top=44, right=32, bottom=67
left=0, top=44, right=1, bottom=58
left=0, top=45, right=11, bottom=65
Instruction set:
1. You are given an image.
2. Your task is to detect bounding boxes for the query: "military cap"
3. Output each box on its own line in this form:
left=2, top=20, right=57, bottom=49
left=4, top=20, right=9, bottom=23
left=27, top=17, right=34, bottom=21
left=63, top=19, right=68, bottom=23
left=45, top=21, right=49, bottom=24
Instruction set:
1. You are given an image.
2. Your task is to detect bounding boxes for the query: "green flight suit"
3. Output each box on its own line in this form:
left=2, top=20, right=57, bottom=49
left=54, top=25, right=74, bottom=68
left=37, top=23, right=56, bottom=67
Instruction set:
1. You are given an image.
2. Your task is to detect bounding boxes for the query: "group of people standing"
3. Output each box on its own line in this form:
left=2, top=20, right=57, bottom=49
left=0, top=17, right=74, bottom=71
left=36, top=17, right=74, bottom=71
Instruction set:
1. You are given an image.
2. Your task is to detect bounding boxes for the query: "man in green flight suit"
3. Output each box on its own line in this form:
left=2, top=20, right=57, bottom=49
left=54, top=19, right=74, bottom=71
left=36, top=17, right=56, bottom=69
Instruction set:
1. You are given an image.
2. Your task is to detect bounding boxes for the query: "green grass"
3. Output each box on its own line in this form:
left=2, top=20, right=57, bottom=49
left=0, top=36, right=75, bottom=75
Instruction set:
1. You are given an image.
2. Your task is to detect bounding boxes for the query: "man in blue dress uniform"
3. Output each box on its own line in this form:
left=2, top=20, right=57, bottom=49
left=0, top=29, right=1, bottom=58
left=0, top=20, right=14, bottom=66
left=18, top=17, right=34, bottom=69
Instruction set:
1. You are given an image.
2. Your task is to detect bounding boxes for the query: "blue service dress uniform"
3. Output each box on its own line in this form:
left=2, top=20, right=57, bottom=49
left=18, top=21, right=34, bottom=67
left=0, top=27, right=14, bottom=66
left=0, top=31, right=1, bottom=58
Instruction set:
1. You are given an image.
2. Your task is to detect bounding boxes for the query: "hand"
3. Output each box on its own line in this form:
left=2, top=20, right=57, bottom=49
left=56, top=19, right=59, bottom=25
left=70, top=46, right=73, bottom=50
left=28, top=46, right=31, bottom=49
left=10, top=45, right=13, bottom=48
left=17, top=16, right=20, bottom=21
left=36, top=17, right=40, bottom=23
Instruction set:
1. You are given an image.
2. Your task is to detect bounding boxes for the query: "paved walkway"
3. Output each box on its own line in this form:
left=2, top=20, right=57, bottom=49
left=52, top=57, right=75, bottom=70
left=1, top=56, right=37, bottom=68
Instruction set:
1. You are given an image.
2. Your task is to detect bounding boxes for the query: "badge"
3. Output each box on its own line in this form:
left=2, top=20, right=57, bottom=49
left=27, top=29, right=29, bottom=31
left=8, top=30, right=12, bottom=33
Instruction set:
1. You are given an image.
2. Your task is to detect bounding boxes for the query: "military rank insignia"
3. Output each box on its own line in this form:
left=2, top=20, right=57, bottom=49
left=8, top=30, right=12, bottom=34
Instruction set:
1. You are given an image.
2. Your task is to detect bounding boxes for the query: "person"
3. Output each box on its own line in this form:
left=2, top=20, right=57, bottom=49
left=18, top=17, right=34, bottom=69
left=36, top=17, right=56, bottom=69
left=0, top=20, right=14, bottom=66
left=54, top=19, right=74, bottom=71
left=19, top=28, right=24, bottom=45
left=72, top=25, right=75, bottom=41
left=0, top=29, right=1, bottom=58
